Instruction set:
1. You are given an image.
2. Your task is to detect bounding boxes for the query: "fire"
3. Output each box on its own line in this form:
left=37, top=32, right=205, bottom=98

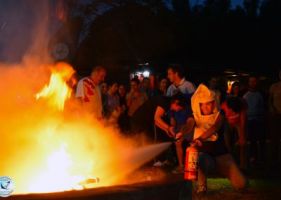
left=28, top=63, right=95, bottom=193
left=0, top=61, right=169, bottom=195
left=35, top=62, right=74, bottom=111
left=28, top=144, right=85, bottom=193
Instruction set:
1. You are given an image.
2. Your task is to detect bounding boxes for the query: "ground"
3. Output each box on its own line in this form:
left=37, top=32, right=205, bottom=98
left=195, top=178, right=281, bottom=200
left=10, top=167, right=281, bottom=200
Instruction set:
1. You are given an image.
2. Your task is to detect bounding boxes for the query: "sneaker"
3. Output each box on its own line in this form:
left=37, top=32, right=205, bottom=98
left=196, top=185, right=207, bottom=194
left=162, top=159, right=173, bottom=166
left=153, top=161, right=163, bottom=167
left=172, top=166, right=184, bottom=174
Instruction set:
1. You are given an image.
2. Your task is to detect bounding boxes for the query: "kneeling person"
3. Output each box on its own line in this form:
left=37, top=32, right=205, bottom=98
left=190, top=84, right=247, bottom=194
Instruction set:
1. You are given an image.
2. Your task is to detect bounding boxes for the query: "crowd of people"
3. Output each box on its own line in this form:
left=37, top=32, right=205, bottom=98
left=74, top=64, right=281, bottom=194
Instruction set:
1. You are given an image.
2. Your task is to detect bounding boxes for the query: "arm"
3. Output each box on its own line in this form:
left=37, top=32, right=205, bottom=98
left=175, top=117, right=195, bottom=140
left=198, top=113, right=223, bottom=141
left=75, top=80, right=85, bottom=103
left=154, top=106, right=175, bottom=137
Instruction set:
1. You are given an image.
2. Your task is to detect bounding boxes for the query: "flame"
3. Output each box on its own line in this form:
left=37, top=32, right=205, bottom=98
left=0, top=61, right=169, bottom=195
left=28, top=144, right=85, bottom=193
left=227, top=80, right=235, bottom=94
left=36, top=62, right=74, bottom=111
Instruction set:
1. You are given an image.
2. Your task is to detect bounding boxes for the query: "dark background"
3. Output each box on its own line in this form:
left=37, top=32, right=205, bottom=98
left=49, top=1, right=280, bottom=81
left=2, top=0, right=279, bottom=82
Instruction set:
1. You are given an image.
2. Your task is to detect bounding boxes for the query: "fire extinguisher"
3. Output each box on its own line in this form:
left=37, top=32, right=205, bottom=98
left=184, top=145, right=199, bottom=181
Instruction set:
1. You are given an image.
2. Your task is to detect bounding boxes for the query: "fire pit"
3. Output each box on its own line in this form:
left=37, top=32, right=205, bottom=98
left=8, top=171, right=184, bottom=200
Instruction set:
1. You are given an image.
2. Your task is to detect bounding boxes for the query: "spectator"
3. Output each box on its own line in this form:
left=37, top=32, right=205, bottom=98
left=118, top=84, right=127, bottom=111
left=166, top=64, right=195, bottom=97
left=191, top=84, right=247, bottom=194
left=243, top=75, right=266, bottom=165
left=126, top=78, right=148, bottom=117
left=141, top=77, right=151, bottom=97
left=118, top=84, right=129, bottom=133
left=230, top=82, right=243, bottom=97
left=149, top=74, right=159, bottom=97
left=101, top=82, right=108, bottom=95
left=101, top=82, right=108, bottom=117
left=209, top=77, right=222, bottom=104
left=140, top=75, right=159, bottom=98
left=75, top=66, right=106, bottom=120
left=159, top=77, right=169, bottom=96
left=221, top=97, right=247, bottom=169
left=268, top=69, right=281, bottom=168
left=106, top=82, right=120, bottom=120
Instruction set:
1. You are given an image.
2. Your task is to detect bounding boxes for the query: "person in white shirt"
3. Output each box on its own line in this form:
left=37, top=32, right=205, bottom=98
left=243, top=75, right=265, bottom=164
left=166, top=64, right=195, bottom=97
left=76, top=66, right=106, bottom=120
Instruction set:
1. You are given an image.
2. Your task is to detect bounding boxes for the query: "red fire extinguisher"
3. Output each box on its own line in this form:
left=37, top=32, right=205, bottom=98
left=184, top=145, right=199, bottom=181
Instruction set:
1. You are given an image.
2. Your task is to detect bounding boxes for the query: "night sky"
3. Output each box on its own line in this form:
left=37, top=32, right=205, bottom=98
left=190, top=0, right=244, bottom=8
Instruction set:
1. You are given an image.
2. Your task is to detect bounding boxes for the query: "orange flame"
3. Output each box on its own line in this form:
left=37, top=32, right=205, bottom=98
left=28, top=144, right=86, bottom=193
left=36, top=62, right=74, bottom=111
left=0, top=62, right=169, bottom=195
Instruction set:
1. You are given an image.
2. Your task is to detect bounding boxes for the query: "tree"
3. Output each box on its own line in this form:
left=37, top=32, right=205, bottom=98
left=172, top=0, right=191, bottom=18
left=244, top=0, right=259, bottom=18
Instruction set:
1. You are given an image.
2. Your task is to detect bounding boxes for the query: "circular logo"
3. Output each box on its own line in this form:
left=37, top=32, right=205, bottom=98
left=0, top=176, right=14, bottom=197
left=52, top=43, right=69, bottom=60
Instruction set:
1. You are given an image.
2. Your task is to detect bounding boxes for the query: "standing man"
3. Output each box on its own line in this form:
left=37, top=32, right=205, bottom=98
left=126, top=78, right=148, bottom=117
left=269, top=69, right=281, bottom=168
left=166, top=64, right=195, bottom=97
left=243, top=75, right=265, bottom=165
left=76, top=66, right=106, bottom=120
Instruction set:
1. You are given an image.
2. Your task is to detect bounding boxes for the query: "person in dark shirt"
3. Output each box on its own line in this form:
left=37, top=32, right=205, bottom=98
left=221, top=96, right=247, bottom=169
left=130, top=94, right=182, bottom=137
left=117, top=84, right=129, bottom=132
left=130, top=93, right=193, bottom=170
left=153, top=94, right=194, bottom=171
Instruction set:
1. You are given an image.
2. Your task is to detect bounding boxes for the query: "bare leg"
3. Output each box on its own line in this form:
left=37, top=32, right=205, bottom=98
left=216, top=154, right=247, bottom=190
left=175, top=138, right=184, bottom=167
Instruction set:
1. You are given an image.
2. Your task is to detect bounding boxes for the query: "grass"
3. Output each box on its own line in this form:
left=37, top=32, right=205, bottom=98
left=193, top=178, right=281, bottom=200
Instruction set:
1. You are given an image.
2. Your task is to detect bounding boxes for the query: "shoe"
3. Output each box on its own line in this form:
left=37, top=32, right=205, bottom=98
left=153, top=161, right=163, bottom=167
left=162, top=159, right=173, bottom=166
left=196, top=185, right=207, bottom=194
left=172, top=166, right=184, bottom=174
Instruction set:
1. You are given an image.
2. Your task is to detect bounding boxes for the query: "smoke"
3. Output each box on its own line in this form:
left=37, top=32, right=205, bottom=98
left=0, top=1, right=171, bottom=194
left=0, top=0, right=52, bottom=63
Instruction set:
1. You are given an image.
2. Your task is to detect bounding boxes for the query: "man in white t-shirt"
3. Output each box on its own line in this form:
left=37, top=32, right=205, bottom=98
left=166, top=64, right=195, bottom=97
left=76, top=66, right=106, bottom=120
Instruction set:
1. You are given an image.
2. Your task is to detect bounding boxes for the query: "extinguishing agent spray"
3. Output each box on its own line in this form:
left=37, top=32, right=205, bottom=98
left=184, top=145, right=199, bottom=181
